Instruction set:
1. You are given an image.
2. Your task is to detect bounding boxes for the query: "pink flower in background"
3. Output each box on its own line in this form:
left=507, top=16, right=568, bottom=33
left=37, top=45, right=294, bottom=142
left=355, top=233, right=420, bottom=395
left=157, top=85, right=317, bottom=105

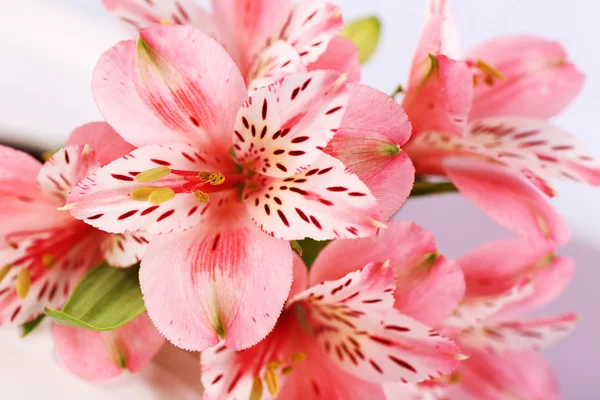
left=65, top=24, right=413, bottom=352
left=103, top=0, right=360, bottom=88
left=201, top=254, right=462, bottom=400
left=52, top=312, right=165, bottom=381
left=0, top=123, right=149, bottom=326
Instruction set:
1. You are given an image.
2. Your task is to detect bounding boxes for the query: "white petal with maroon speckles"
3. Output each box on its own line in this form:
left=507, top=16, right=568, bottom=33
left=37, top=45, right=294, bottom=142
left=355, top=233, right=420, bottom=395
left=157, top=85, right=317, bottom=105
left=234, top=70, right=348, bottom=178
left=247, top=40, right=307, bottom=91
left=243, top=153, right=381, bottom=240
left=101, top=232, right=152, bottom=268
left=289, top=262, right=461, bottom=384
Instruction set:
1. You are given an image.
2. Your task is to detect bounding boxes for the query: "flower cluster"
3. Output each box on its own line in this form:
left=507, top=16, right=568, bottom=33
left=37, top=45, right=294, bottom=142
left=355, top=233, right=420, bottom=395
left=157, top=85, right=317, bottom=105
left=0, top=0, right=596, bottom=398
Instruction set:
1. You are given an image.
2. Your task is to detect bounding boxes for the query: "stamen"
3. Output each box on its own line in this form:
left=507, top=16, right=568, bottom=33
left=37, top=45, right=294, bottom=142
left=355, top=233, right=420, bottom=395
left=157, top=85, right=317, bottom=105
left=250, top=376, right=263, bottom=400
left=17, top=268, right=30, bottom=299
left=42, top=254, right=55, bottom=269
left=198, top=171, right=212, bottom=181
left=266, top=360, right=280, bottom=370
left=281, top=366, right=293, bottom=375
left=454, top=353, right=469, bottom=360
left=0, top=264, right=12, bottom=284
left=291, top=352, right=306, bottom=363
left=264, top=368, right=279, bottom=397
left=475, top=60, right=505, bottom=80
left=130, top=187, right=158, bottom=202
left=135, top=167, right=171, bottom=183
left=447, top=371, right=462, bottom=384
left=148, top=188, right=176, bottom=204
left=209, top=172, right=225, bottom=185
left=160, top=18, right=172, bottom=25
left=194, top=190, right=210, bottom=203
left=331, top=73, right=348, bottom=91
left=536, top=214, right=551, bottom=238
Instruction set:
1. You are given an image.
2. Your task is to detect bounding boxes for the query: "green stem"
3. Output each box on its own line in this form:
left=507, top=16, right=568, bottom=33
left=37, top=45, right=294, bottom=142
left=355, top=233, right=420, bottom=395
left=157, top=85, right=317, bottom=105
left=410, top=181, right=458, bottom=197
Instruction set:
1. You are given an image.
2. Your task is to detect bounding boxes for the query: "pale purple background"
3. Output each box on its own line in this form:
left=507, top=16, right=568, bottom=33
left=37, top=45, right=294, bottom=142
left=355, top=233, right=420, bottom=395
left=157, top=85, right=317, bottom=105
left=1, top=0, right=598, bottom=398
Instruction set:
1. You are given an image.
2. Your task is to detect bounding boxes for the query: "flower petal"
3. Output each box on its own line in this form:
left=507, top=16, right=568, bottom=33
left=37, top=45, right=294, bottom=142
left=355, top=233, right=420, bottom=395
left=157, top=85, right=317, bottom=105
left=308, top=36, right=361, bottom=83
left=468, top=35, right=585, bottom=120
left=326, top=83, right=414, bottom=220
left=66, top=122, right=136, bottom=167
left=66, top=143, right=234, bottom=235
left=279, top=0, right=344, bottom=65
left=243, top=153, right=381, bottom=240
left=103, top=0, right=214, bottom=35
left=52, top=312, right=165, bottom=380
left=92, top=25, right=246, bottom=152
left=247, top=40, right=306, bottom=91
left=443, top=158, right=570, bottom=245
left=234, top=70, right=348, bottom=178
left=310, top=221, right=465, bottom=327
left=140, top=202, right=293, bottom=351
left=461, top=313, right=577, bottom=353
left=100, top=232, right=151, bottom=268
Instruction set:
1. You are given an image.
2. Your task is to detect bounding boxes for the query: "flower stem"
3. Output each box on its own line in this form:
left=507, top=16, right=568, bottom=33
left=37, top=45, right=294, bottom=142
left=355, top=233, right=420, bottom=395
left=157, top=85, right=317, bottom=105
left=410, top=180, right=458, bottom=197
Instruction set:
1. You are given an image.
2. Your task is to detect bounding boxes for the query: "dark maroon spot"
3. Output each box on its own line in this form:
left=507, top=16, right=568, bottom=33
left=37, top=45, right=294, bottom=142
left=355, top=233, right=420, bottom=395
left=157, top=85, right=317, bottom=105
left=296, top=208, right=309, bottom=222
left=552, top=145, right=574, bottom=151
left=37, top=282, right=49, bottom=301
left=190, top=116, right=200, bottom=127
left=281, top=128, right=291, bottom=137
left=310, top=216, right=322, bottom=230
left=274, top=197, right=282, bottom=205
left=64, top=150, right=70, bottom=164
left=118, top=210, right=138, bottom=220
left=234, top=130, right=245, bottom=143
left=513, top=130, right=539, bottom=140
left=299, top=51, right=309, bottom=57
left=331, top=284, right=344, bottom=295
left=87, top=213, right=103, bottom=220
left=181, top=152, right=195, bottom=162
left=211, top=374, right=223, bottom=385
left=10, top=306, right=21, bottom=323
left=227, top=370, right=243, bottom=393
left=281, top=60, right=291, bottom=68
left=157, top=209, right=175, bottom=221
left=277, top=210, right=290, bottom=227
left=276, top=163, right=288, bottom=172
left=274, top=149, right=285, bottom=155
left=519, top=140, right=547, bottom=148
left=369, top=335, right=394, bottom=346
left=363, top=299, right=383, bottom=304
left=319, top=199, right=333, bottom=206
left=301, top=78, right=312, bottom=90
left=151, top=159, right=171, bottom=166
left=49, top=283, right=59, bottom=301
left=318, top=167, right=333, bottom=175
left=283, top=177, right=295, bottom=182
left=305, top=168, right=319, bottom=176
left=264, top=204, right=271, bottom=215
left=211, top=233, right=221, bottom=251
left=388, top=355, right=417, bottom=373
left=291, top=136, right=309, bottom=144
left=369, top=359, right=383, bottom=374
left=291, top=87, right=300, bottom=100
left=188, top=205, right=198, bottom=216
left=251, top=125, right=256, bottom=137
left=348, top=192, right=367, bottom=197
left=272, top=130, right=282, bottom=140
left=326, top=106, right=343, bottom=115
left=289, top=187, right=308, bottom=195
left=279, top=186, right=288, bottom=190
left=112, top=173, right=134, bottom=181
left=242, top=116, right=249, bottom=129
left=255, top=198, right=259, bottom=207
left=294, top=178, right=307, bottom=183
left=262, top=99, right=268, bottom=120
left=311, top=380, right=321, bottom=396
left=385, top=325, right=410, bottom=332
left=346, top=227, right=359, bottom=236
left=289, top=150, right=306, bottom=156
left=327, top=186, right=347, bottom=192
left=260, top=126, right=267, bottom=139
left=536, top=154, right=559, bottom=163
left=141, top=205, right=159, bottom=215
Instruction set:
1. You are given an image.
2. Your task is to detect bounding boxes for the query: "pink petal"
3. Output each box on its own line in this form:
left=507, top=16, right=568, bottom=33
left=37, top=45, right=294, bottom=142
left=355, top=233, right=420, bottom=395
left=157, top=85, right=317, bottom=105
left=308, top=36, right=361, bottom=83
left=468, top=35, right=585, bottom=120
left=52, top=312, right=165, bottom=381
left=461, top=313, right=577, bottom=353
left=66, top=143, right=234, bottom=235
left=310, top=221, right=465, bottom=327
left=291, top=262, right=461, bottom=383
left=326, top=83, right=414, bottom=220
left=139, top=205, right=293, bottom=351
left=92, top=25, right=246, bottom=151
left=246, top=40, right=307, bottom=91
left=103, top=0, right=214, bottom=36
left=211, top=0, right=292, bottom=75
left=448, top=348, right=559, bottom=400
left=233, top=71, right=348, bottom=178
left=37, top=146, right=99, bottom=203
left=242, top=153, right=381, bottom=240
left=290, top=252, right=309, bottom=298
left=279, top=0, right=344, bottom=65
left=422, top=0, right=462, bottom=59
left=66, top=122, right=136, bottom=167
left=403, top=55, right=473, bottom=136
left=443, top=158, right=570, bottom=245
left=100, top=232, right=151, bottom=268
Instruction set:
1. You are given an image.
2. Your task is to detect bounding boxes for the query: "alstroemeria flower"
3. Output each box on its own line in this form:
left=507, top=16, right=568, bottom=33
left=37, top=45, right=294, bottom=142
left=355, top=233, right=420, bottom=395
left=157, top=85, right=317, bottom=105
left=103, top=0, right=360, bottom=88
left=402, top=0, right=600, bottom=208
left=65, top=25, right=412, bottom=351
left=390, top=235, right=576, bottom=400
left=0, top=123, right=149, bottom=326
left=52, top=312, right=165, bottom=381
left=201, top=254, right=462, bottom=399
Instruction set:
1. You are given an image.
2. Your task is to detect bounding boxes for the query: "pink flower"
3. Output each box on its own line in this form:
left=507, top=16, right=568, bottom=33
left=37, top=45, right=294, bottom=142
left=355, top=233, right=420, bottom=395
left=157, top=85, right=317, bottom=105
left=103, top=0, right=360, bottom=88
left=52, top=312, right=165, bottom=381
left=65, top=24, right=413, bottom=351
left=402, top=1, right=600, bottom=222
left=201, top=251, right=462, bottom=399
left=0, top=123, right=149, bottom=326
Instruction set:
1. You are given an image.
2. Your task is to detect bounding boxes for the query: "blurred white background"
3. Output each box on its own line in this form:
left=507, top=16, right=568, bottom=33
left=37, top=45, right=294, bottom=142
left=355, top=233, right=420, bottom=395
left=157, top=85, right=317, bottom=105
left=1, top=0, right=598, bottom=397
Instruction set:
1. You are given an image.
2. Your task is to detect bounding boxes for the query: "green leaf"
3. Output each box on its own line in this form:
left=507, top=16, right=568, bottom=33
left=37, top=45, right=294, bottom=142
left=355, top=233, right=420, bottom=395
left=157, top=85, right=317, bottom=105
left=20, top=314, right=46, bottom=338
left=290, top=240, right=303, bottom=257
left=46, top=263, right=145, bottom=331
left=297, top=239, right=330, bottom=269
left=340, top=16, right=381, bottom=64
left=410, top=180, right=458, bottom=197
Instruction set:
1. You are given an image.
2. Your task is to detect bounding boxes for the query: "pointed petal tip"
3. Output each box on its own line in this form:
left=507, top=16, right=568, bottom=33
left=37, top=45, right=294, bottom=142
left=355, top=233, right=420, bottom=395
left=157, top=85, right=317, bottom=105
left=454, top=353, right=469, bottom=361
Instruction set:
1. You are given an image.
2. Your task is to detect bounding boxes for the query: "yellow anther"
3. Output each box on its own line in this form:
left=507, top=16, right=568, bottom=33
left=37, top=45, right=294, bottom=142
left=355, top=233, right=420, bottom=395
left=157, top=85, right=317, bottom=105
left=331, top=73, right=348, bottom=91
left=0, top=264, right=12, bottom=284
left=281, top=366, right=293, bottom=375
left=17, top=268, right=30, bottom=299
left=42, top=254, right=55, bottom=269
left=194, top=190, right=210, bottom=203
left=291, top=352, right=306, bottom=363
left=130, top=187, right=158, bottom=202
left=266, top=360, right=280, bottom=370
left=454, top=353, right=469, bottom=361
left=209, top=172, right=225, bottom=186
left=8, top=242, right=18, bottom=249
left=160, top=18, right=172, bottom=25
left=249, top=376, right=264, bottom=400
left=198, top=171, right=212, bottom=181
left=475, top=60, right=505, bottom=81
left=82, top=143, right=91, bottom=156
left=134, top=167, right=171, bottom=183
left=447, top=371, right=462, bottom=384
left=148, top=187, right=176, bottom=204
left=264, top=368, right=279, bottom=397
left=536, top=214, right=551, bottom=238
